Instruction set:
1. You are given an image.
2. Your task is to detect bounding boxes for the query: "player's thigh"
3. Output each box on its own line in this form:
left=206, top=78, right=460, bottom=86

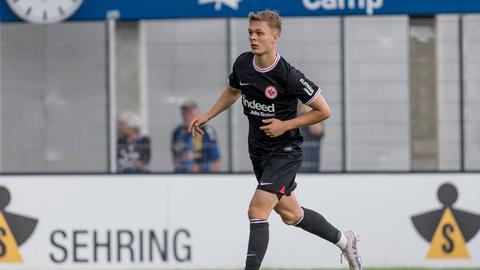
left=248, top=189, right=278, bottom=220
left=274, top=192, right=303, bottom=225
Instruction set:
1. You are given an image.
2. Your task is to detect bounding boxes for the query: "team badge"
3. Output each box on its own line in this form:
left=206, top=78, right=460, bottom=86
left=264, top=86, right=278, bottom=99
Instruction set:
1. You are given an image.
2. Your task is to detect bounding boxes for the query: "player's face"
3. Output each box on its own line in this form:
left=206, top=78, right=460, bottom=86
left=248, top=20, right=279, bottom=56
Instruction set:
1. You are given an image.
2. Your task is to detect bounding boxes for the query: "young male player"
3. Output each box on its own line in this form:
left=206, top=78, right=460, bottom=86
left=188, top=10, right=362, bottom=270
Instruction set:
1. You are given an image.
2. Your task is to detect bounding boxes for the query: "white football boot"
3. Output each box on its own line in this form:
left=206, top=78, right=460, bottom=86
left=341, top=231, right=362, bottom=270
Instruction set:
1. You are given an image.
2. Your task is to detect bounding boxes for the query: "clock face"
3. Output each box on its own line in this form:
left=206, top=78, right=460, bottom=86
left=6, top=0, right=84, bottom=24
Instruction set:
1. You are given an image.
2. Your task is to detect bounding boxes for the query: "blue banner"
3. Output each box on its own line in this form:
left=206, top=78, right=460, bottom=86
left=1, top=0, right=480, bottom=22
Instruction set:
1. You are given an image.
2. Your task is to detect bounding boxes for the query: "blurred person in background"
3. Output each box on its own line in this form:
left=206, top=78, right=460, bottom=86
left=299, top=103, right=325, bottom=172
left=171, top=100, right=220, bottom=173
left=188, top=10, right=361, bottom=270
left=117, top=111, right=151, bottom=173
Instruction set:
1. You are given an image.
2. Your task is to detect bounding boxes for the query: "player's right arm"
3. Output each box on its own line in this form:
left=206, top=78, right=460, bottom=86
left=188, top=87, right=241, bottom=136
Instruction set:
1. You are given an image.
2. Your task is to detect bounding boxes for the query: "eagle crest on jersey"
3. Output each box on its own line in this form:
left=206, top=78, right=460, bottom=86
left=264, top=86, right=278, bottom=99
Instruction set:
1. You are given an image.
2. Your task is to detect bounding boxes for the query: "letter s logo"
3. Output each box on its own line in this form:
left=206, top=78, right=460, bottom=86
left=0, top=227, right=7, bottom=257
left=442, top=224, right=455, bottom=253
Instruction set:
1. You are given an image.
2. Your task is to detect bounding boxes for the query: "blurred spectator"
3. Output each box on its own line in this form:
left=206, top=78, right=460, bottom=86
left=299, top=103, right=325, bottom=172
left=117, top=111, right=151, bottom=173
left=171, top=100, right=220, bottom=173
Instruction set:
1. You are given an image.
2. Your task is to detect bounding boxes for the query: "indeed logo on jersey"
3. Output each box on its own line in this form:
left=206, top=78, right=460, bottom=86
left=300, top=78, right=315, bottom=96
left=242, top=95, right=275, bottom=117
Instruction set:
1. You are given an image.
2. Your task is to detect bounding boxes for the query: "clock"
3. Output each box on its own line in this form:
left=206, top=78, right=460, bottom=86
left=6, top=0, right=84, bottom=24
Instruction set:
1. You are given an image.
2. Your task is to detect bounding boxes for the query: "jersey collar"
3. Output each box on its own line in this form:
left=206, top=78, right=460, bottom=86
left=253, top=53, right=280, bottom=73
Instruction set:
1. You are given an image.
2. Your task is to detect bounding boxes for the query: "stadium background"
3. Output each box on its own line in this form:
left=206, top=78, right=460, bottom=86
left=0, top=0, right=479, bottom=269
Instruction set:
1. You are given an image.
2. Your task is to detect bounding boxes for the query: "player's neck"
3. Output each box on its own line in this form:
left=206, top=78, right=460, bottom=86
left=254, top=50, right=278, bottom=69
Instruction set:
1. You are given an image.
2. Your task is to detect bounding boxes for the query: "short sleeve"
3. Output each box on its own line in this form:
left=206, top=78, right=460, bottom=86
left=287, top=67, right=322, bottom=105
left=228, top=60, right=241, bottom=90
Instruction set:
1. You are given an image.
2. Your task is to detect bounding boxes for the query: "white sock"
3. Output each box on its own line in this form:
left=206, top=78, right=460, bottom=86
left=335, top=232, right=348, bottom=250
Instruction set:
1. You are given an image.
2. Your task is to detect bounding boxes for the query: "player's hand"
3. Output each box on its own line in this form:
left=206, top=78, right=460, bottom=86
left=260, top=118, right=287, bottom=138
left=188, top=115, right=209, bottom=136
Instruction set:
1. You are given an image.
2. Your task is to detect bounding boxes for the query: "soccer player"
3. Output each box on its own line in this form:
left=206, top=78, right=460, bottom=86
left=188, top=10, right=361, bottom=270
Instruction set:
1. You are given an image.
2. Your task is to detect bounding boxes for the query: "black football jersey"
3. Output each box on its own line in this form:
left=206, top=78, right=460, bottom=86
left=229, top=52, right=322, bottom=156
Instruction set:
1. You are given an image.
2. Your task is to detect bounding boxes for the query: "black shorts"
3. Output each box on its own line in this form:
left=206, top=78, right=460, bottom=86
left=251, top=144, right=302, bottom=197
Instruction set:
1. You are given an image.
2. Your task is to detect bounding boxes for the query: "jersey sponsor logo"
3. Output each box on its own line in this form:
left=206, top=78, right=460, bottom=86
left=242, top=95, right=275, bottom=117
left=264, top=86, right=278, bottom=99
left=300, top=78, right=315, bottom=96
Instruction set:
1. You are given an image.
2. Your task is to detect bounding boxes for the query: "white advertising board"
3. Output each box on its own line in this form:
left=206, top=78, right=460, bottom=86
left=0, top=173, right=479, bottom=269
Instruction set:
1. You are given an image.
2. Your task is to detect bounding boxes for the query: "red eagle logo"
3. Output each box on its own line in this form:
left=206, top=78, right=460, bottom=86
left=265, top=86, right=278, bottom=99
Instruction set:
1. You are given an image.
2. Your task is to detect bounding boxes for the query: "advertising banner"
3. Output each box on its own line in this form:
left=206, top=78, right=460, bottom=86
left=0, top=173, right=479, bottom=269
left=1, top=0, right=480, bottom=22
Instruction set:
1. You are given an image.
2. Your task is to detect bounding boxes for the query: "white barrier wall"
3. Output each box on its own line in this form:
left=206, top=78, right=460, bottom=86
left=0, top=174, right=479, bottom=269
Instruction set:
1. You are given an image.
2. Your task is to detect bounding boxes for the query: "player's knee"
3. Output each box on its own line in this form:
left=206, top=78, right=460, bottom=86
left=248, top=205, right=268, bottom=220
left=279, top=211, right=302, bottom=225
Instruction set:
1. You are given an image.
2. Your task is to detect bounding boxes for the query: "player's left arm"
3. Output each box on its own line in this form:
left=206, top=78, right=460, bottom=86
left=260, top=67, right=331, bottom=138
left=289, top=95, right=330, bottom=127
left=260, top=95, right=330, bottom=138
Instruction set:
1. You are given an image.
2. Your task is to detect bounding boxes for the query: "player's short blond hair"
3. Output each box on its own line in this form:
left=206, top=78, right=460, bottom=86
left=248, top=10, right=282, bottom=34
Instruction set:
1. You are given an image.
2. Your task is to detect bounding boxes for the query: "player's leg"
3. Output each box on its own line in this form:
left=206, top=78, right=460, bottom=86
left=248, top=188, right=278, bottom=220
left=245, top=188, right=278, bottom=270
left=273, top=191, right=303, bottom=225
left=274, top=192, right=344, bottom=246
left=274, top=192, right=362, bottom=270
